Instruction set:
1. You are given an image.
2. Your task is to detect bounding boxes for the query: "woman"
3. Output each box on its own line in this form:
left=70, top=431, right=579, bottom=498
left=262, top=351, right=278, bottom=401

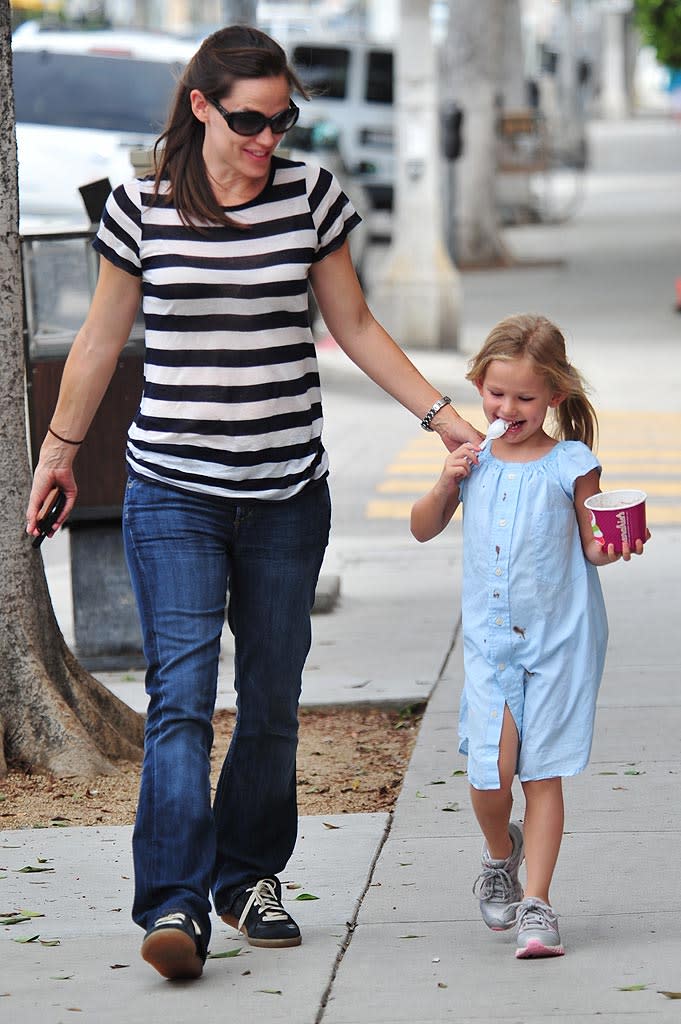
left=26, top=25, right=481, bottom=981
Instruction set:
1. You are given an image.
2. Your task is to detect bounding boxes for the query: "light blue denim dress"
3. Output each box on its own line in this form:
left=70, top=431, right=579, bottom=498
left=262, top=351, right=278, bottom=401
left=458, top=440, right=608, bottom=790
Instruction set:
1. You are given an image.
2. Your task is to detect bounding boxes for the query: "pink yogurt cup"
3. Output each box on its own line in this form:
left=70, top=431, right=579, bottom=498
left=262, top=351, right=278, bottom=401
left=584, top=489, right=647, bottom=553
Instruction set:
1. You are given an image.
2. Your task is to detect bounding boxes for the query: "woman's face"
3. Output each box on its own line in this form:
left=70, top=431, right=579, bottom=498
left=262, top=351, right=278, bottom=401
left=194, top=74, right=292, bottom=186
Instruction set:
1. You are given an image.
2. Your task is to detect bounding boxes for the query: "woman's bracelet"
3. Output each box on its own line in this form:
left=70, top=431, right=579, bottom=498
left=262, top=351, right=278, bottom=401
left=47, top=425, right=84, bottom=446
left=420, top=396, right=452, bottom=432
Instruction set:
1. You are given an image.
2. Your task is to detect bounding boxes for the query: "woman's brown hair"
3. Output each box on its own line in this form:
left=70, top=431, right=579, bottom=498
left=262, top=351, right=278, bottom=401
left=466, top=313, right=599, bottom=450
left=152, top=25, right=309, bottom=227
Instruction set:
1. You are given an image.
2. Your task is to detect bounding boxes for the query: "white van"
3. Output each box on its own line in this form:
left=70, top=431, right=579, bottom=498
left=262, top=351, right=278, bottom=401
left=289, top=39, right=394, bottom=209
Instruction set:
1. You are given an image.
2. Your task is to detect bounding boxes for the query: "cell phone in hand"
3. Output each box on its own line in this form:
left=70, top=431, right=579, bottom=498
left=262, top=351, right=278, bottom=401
left=32, top=487, right=67, bottom=549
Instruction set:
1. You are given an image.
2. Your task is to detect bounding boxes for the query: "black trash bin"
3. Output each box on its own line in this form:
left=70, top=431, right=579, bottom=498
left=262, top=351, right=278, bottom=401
left=23, top=228, right=145, bottom=669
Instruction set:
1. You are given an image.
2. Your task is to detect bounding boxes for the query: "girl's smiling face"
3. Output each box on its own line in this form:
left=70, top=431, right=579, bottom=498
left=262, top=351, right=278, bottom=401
left=477, top=356, right=563, bottom=446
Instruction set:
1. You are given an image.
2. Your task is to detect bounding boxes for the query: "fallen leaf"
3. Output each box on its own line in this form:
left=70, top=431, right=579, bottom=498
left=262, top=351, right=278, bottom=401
left=39, top=938, right=61, bottom=947
left=109, top=964, right=130, bottom=970
left=442, top=803, right=460, bottom=812
left=13, top=934, right=41, bottom=944
left=286, top=883, right=302, bottom=890
left=438, top=982, right=448, bottom=989
left=451, top=770, right=466, bottom=777
left=618, top=983, right=648, bottom=991
left=0, top=912, right=45, bottom=926
left=658, top=991, right=681, bottom=1000
left=398, top=934, right=424, bottom=939
left=50, top=975, right=73, bottom=980
left=294, top=893, right=319, bottom=901
left=429, top=780, right=446, bottom=786
left=322, top=822, right=340, bottom=829
left=17, top=866, right=55, bottom=874
left=208, top=948, right=244, bottom=959
left=624, top=769, right=644, bottom=776
left=257, top=989, right=282, bottom=995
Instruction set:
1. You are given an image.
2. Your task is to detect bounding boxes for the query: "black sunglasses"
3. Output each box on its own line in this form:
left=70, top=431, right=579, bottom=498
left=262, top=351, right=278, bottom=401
left=209, top=97, right=300, bottom=137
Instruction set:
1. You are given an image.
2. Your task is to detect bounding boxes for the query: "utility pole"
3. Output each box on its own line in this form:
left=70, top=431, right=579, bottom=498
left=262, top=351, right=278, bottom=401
left=221, top=0, right=257, bottom=24
left=600, top=0, right=631, bottom=118
left=369, top=0, right=461, bottom=349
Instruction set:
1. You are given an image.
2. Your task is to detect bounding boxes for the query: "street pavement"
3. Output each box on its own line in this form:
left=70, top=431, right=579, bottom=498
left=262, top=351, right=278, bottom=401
left=3, top=116, right=681, bottom=1022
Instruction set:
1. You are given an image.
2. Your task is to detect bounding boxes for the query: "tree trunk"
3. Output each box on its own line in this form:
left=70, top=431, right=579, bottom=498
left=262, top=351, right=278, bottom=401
left=0, top=2, right=144, bottom=778
left=443, top=0, right=514, bottom=267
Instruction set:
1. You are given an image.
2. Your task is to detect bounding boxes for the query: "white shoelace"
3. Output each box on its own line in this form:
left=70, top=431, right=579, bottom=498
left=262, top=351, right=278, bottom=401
left=514, top=898, right=559, bottom=931
left=473, top=865, right=518, bottom=902
left=237, top=878, right=288, bottom=930
left=153, top=911, right=202, bottom=936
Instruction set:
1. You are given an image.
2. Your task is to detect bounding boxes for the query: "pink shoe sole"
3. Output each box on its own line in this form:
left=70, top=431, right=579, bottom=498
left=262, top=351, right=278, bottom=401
left=515, top=938, right=565, bottom=959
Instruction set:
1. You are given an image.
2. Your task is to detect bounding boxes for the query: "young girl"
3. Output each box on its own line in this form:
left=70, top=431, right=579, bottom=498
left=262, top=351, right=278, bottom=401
left=411, top=314, right=647, bottom=959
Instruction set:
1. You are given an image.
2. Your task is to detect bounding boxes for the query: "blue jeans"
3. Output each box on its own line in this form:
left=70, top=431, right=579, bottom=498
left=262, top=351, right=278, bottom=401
left=122, top=475, right=331, bottom=946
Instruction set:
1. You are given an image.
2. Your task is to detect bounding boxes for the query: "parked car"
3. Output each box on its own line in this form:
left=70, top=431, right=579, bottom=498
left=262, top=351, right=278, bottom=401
left=12, top=22, right=198, bottom=231
left=289, top=39, right=395, bottom=209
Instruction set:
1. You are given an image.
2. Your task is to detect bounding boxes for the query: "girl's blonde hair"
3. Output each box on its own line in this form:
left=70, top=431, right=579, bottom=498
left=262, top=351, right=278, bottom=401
left=466, top=314, right=598, bottom=450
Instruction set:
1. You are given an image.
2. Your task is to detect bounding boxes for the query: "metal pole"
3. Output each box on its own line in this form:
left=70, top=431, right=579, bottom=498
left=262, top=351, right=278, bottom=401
left=369, top=0, right=461, bottom=349
left=221, top=0, right=257, bottom=25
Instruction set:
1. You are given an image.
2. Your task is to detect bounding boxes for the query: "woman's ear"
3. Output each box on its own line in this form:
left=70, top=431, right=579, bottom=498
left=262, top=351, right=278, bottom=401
left=549, top=392, right=566, bottom=408
left=190, top=89, right=210, bottom=123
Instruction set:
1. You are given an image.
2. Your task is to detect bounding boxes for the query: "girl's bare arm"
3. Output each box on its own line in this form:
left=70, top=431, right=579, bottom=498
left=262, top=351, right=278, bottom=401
left=575, top=469, right=648, bottom=564
left=410, top=444, right=478, bottom=542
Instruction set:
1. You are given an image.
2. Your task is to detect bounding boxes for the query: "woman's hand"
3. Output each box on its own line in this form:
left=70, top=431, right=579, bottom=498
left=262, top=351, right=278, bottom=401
left=430, top=406, right=485, bottom=450
left=26, top=451, right=78, bottom=541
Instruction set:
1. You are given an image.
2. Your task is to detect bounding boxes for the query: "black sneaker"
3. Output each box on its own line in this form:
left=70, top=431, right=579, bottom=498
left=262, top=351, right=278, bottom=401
left=141, top=910, right=205, bottom=980
left=221, top=877, right=302, bottom=948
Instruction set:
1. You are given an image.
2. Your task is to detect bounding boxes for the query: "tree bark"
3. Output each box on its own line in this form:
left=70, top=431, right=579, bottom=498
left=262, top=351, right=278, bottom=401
left=0, top=1, right=144, bottom=778
left=443, top=0, right=516, bottom=267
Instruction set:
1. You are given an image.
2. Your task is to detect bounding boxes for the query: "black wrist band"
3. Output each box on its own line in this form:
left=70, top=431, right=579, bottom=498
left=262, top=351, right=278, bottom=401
left=48, top=426, right=84, bottom=446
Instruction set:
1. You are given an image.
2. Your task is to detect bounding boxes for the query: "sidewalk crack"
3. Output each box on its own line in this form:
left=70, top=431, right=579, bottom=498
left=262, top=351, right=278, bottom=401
left=315, top=615, right=462, bottom=1021
left=314, top=811, right=393, bottom=1024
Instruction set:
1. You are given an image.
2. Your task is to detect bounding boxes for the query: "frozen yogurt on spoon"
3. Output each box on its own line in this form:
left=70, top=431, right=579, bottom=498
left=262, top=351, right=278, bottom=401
left=479, top=418, right=509, bottom=450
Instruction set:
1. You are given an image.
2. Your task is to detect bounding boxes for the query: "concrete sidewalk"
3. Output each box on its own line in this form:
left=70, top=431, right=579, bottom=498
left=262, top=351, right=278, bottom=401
left=3, top=529, right=678, bottom=1022
left=323, top=529, right=681, bottom=1023
left=3, top=116, right=681, bottom=1021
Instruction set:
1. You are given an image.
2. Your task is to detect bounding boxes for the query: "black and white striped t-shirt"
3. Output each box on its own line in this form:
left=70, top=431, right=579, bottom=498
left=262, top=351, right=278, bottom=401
left=93, top=157, right=360, bottom=501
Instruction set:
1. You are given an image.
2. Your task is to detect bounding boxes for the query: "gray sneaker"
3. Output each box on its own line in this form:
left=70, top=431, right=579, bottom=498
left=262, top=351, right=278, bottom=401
left=472, top=821, right=524, bottom=931
left=514, top=897, right=565, bottom=958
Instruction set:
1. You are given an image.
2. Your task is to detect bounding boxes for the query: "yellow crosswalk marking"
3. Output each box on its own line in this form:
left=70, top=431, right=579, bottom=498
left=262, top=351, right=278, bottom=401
left=601, top=479, right=681, bottom=496
left=367, top=408, right=681, bottom=526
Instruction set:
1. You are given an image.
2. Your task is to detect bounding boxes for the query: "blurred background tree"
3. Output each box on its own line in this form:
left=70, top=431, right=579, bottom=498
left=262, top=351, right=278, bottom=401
left=634, top=0, right=681, bottom=68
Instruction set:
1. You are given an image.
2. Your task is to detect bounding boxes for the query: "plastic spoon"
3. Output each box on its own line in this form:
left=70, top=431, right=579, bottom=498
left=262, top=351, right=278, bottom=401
left=479, top=418, right=509, bottom=450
